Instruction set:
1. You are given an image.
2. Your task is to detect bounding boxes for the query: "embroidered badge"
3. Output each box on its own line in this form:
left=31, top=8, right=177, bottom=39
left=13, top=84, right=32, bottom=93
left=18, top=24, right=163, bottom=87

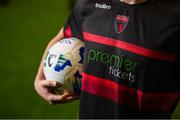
left=114, top=15, right=129, bottom=33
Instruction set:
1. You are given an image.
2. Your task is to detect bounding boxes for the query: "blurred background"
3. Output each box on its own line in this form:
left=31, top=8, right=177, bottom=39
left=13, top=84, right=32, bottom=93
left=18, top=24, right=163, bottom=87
left=0, top=0, right=79, bottom=119
left=0, top=0, right=179, bottom=119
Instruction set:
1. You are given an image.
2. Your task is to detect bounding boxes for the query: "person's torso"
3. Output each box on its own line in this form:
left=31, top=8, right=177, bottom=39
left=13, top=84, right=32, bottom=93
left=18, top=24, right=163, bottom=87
left=79, top=0, right=180, bottom=118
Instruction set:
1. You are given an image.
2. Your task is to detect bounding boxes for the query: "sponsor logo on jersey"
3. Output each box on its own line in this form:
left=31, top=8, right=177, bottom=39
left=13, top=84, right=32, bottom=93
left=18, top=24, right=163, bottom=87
left=115, top=15, right=129, bottom=33
left=87, top=49, right=140, bottom=85
left=95, top=3, right=111, bottom=10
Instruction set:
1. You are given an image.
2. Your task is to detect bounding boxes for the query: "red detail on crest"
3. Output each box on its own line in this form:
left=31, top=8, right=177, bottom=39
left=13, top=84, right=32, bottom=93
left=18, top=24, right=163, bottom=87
left=115, top=15, right=129, bottom=33
left=118, top=24, right=124, bottom=32
left=116, top=15, right=129, bottom=22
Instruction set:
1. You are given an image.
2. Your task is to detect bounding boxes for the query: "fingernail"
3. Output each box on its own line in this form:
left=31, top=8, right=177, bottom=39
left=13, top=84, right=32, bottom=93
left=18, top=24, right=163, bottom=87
left=51, top=81, right=56, bottom=86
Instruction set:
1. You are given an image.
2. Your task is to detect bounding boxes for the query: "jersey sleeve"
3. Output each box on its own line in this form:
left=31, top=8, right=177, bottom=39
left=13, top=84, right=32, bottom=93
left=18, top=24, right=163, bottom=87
left=63, top=0, right=87, bottom=40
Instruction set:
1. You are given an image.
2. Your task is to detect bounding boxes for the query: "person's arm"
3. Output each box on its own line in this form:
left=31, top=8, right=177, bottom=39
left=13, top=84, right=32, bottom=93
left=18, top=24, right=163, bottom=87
left=34, top=28, right=79, bottom=104
left=35, top=28, right=64, bottom=81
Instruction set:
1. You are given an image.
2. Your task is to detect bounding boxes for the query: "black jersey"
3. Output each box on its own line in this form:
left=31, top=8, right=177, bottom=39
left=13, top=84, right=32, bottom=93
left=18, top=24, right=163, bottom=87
left=64, top=0, right=180, bottom=118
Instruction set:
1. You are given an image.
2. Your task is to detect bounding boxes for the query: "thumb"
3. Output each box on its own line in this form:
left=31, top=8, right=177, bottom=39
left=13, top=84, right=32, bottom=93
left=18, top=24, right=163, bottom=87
left=41, top=80, right=58, bottom=87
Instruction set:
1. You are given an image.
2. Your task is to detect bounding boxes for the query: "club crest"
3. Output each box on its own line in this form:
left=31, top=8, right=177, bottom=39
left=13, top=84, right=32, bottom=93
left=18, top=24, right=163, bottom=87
left=114, top=15, right=129, bottom=33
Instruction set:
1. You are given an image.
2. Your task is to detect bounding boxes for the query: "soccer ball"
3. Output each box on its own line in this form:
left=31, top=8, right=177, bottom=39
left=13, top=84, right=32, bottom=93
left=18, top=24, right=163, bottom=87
left=43, top=37, right=84, bottom=94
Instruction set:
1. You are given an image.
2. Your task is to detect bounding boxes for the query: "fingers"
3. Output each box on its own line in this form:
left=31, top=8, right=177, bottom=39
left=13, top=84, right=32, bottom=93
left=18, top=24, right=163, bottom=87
left=48, top=92, right=68, bottom=102
left=36, top=80, right=80, bottom=104
left=41, top=80, right=60, bottom=87
left=50, top=96, right=80, bottom=104
left=66, top=95, right=80, bottom=101
left=47, top=92, right=80, bottom=104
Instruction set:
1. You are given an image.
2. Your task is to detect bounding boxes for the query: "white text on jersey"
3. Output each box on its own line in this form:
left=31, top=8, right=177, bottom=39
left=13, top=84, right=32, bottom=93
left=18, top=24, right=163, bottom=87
left=95, top=3, right=111, bottom=10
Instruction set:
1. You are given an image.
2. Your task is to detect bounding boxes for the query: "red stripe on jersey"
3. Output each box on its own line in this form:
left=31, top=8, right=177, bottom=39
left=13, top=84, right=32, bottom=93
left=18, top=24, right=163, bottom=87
left=82, top=72, right=180, bottom=112
left=82, top=72, right=137, bottom=111
left=64, top=25, right=72, bottom=38
left=137, top=90, right=179, bottom=112
left=83, top=32, right=176, bottom=61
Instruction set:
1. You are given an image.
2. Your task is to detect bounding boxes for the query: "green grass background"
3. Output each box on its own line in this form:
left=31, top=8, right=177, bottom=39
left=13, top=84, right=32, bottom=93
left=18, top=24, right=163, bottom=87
left=0, top=0, right=80, bottom=119
left=0, top=0, right=179, bottom=119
